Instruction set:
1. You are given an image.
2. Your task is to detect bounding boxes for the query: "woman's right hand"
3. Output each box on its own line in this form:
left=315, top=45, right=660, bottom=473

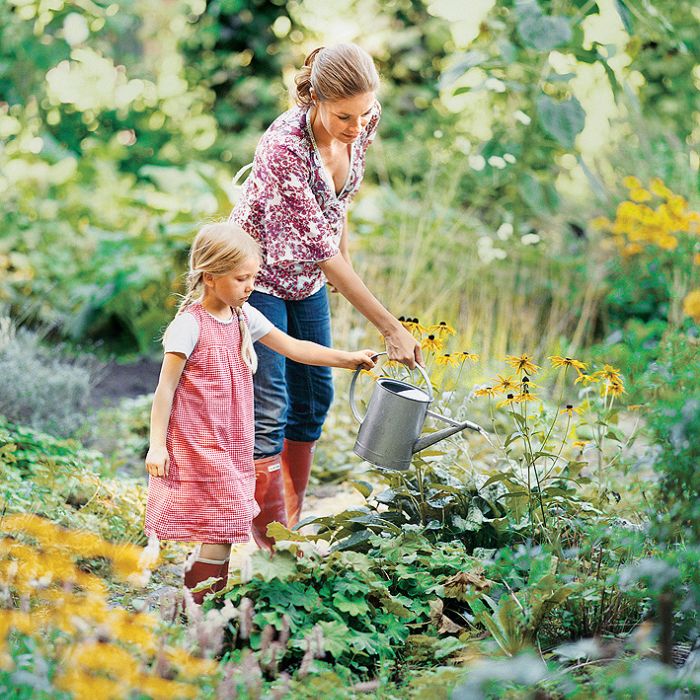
left=384, top=324, right=423, bottom=369
left=145, top=446, right=170, bottom=478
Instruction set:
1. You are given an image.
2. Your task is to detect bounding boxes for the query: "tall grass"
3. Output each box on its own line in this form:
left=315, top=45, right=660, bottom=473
left=332, top=155, right=604, bottom=362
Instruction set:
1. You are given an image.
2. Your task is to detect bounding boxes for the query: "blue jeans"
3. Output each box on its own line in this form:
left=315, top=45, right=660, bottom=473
left=248, top=288, right=334, bottom=458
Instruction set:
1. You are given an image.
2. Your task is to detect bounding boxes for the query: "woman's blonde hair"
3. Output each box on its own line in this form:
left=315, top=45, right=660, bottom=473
left=295, top=43, right=380, bottom=108
left=176, top=222, right=261, bottom=372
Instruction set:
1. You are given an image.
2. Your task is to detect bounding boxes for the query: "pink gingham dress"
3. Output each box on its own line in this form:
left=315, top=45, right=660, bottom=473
left=232, top=101, right=381, bottom=300
left=145, top=303, right=260, bottom=543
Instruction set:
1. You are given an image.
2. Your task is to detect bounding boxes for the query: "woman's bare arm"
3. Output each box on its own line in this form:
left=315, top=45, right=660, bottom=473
left=318, top=253, right=423, bottom=368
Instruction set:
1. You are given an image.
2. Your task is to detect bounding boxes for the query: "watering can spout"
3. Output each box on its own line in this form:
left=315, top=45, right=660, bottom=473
left=412, top=413, right=486, bottom=454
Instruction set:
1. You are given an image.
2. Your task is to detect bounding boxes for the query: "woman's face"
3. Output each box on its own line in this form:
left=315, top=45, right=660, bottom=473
left=315, top=91, right=376, bottom=145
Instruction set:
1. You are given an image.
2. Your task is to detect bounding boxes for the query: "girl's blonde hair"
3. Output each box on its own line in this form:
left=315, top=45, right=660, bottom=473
left=294, top=43, right=380, bottom=108
left=177, top=222, right=261, bottom=372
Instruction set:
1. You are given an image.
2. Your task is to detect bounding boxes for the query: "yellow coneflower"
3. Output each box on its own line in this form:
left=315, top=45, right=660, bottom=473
left=601, top=364, right=622, bottom=382
left=505, top=354, right=541, bottom=375
left=359, top=369, right=379, bottom=381
left=496, top=393, right=517, bottom=408
left=549, top=355, right=587, bottom=374
left=560, top=404, right=582, bottom=417
left=474, top=386, right=495, bottom=398
left=421, top=334, right=443, bottom=352
left=460, top=351, right=480, bottom=363
left=623, top=175, right=642, bottom=189
left=604, top=380, right=626, bottom=397
left=492, top=374, right=519, bottom=394
left=684, top=290, right=700, bottom=323
left=518, top=376, right=539, bottom=392
left=574, top=372, right=601, bottom=385
left=428, top=321, right=456, bottom=337
left=436, top=353, right=460, bottom=367
left=572, top=440, right=588, bottom=449
left=515, top=391, right=540, bottom=404
left=400, top=316, right=427, bottom=335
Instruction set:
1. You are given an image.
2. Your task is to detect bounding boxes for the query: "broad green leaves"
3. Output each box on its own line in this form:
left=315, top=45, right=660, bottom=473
left=517, top=2, right=572, bottom=51
left=536, top=95, right=586, bottom=148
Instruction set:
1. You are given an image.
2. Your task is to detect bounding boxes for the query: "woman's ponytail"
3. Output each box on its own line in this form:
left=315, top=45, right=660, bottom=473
left=294, top=46, right=325, bottom=107
left=293, top=44, right=379, bottom=108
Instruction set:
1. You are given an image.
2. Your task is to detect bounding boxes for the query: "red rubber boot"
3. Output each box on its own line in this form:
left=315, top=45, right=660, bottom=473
left=280, top=439, right=316, bottom=528
left=183, top=557, right=229, bottom=605
left=251, top=454, right=287, bottom=550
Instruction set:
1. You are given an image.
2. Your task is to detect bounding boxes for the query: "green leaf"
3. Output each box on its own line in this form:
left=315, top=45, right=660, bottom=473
left=317, top=620, right=352, bottom=657
left=519, top=173, right=549, bottom=213
left=434, top=636, right=467, bottom=660
left=333, top=592, right=370, bottom=616
left=517, top=7, right=572, bottom=51
left=250, top=550, right=299, bottom=582
left=351, top=480, right=373, bottom=498
left=536, top=95, right=586, bottom=149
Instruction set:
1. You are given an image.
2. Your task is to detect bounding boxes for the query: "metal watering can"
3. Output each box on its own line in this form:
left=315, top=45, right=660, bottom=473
left=349, top=353, right=486, bottom=470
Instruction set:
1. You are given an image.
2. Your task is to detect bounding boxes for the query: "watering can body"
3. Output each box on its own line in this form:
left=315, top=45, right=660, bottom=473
left=349, top=354, right=485, bottom=470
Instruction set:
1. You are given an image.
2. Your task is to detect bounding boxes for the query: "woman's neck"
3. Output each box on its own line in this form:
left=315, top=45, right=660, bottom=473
left=309, top=106, right=336, bottom=150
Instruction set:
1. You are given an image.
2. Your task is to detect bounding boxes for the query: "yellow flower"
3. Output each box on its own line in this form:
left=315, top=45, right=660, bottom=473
left=460, top=351, right=480, bottom=363
left=601, top=364, right=622, bottom=383
left=436, top=353, right=460, bottom=367
left=590, top=216, right=611, bottom=231
left=492, top=374, right=519, bottom=394
left=505, top=354, right=541, bottom=375
left=683, top=289, right=700, bottom=323
left=515, top=391, right=540, bottom=404
left=400, top=317, right=427, bottom=335
left=693, top=253, right=700, bottom=266
left=649, top=177, right=673, bottom=199
left=560, top=404, right=582, bottom=417
left=428, top=321, right=456, bottom=337
left=604, top=380, right=626, bottom=397
left=496, top=393, right=517, bottom=408
left=657, top=235, right=678, bottom=251
left=630, top=188, right=652, bottom=203
left=474, top=386, right=495, bottom=398
left=421, top=334, right=443, bottom=352
left=549, top=356, right=587, bottom=374
left=572, top=440, right=588, bottom=449
left=622, top=176, right=642, bottom=189
left=575, top=372, right=601, bottom=385
left=623, top=243, right=644, bottom=257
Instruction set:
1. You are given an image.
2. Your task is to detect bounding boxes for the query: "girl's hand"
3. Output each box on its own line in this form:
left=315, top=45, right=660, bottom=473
left=384, top=325, right=423, bottom=369
left=346, top=349, right=378, bottom=370
left=145, top=446, right=170, bottom=478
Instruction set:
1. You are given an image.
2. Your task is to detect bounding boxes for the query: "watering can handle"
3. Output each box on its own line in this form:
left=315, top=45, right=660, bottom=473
left=348, top=352, right=433, bottom=423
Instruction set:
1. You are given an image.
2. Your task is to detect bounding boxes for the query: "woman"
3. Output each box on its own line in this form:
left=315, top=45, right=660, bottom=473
left=231, top=43, right=422, bottom=548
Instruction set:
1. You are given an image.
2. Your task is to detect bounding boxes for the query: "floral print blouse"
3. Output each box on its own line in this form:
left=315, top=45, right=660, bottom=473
left=231, top=102, right=381, bottom=300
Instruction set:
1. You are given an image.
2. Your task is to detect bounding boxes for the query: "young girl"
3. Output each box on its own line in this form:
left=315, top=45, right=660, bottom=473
left=144, top=222, right=375, bottom=604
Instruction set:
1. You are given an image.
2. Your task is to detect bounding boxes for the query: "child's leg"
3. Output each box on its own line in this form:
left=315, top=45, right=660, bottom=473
left=184, top=542, right=232, bottom=604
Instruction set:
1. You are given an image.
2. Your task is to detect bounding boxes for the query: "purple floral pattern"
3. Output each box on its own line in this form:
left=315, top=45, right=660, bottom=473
left=231, top=102, right=380, bottom=300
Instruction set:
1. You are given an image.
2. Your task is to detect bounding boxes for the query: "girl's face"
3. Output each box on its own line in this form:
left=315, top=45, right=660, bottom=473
left=314, top=91, right=376, bottom=145
left=205, top=257, right=260, bottom=309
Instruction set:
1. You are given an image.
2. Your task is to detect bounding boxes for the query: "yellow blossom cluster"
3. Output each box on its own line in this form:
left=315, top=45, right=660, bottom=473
left=592, top=176, right=700, bottom=323
left=398, top=316, right=479, bottom=368
left=475, top=354, right=626, bottom=408
left=0, top=514, right=219, bottom=699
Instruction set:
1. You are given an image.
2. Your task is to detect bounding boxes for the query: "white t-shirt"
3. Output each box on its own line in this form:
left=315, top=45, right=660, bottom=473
left=163, top=303, right=274, bottom=358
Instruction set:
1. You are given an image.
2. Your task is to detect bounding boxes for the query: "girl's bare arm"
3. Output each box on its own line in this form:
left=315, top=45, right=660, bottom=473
left=258, top=327, right=376, bottom=371
left=145, top=352, right=187, bottom=477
